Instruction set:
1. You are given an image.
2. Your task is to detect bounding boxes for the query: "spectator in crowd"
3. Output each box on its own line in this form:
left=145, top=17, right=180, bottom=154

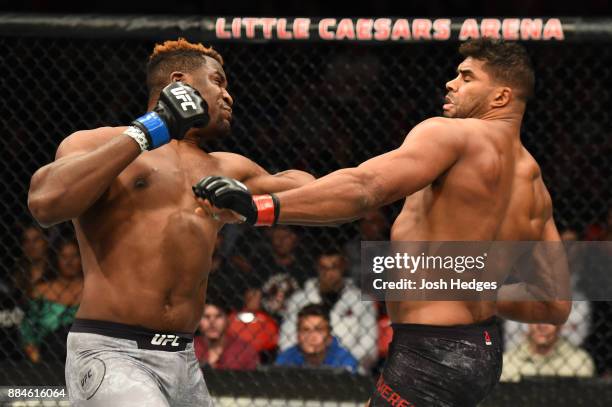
left=14, top=224, right=50, bottom=300
left=343, top=209, right=389, bottom=283
left=583, top=207, right=612, bottom=241
left=583, top=207, right=612, bottom=374
left=264, top=226, right=312, bottom=286
left=208, top=228, right=302, bottom=315
left=501, top=323, right=595, bottom=382
left=276, top=303, right=358, bottom=373
left=228, top=226, right=307, bottom=321
left=261, top=272, right=299, bottom=323
left=227, top=287, right=279, bottom=363
left=194, top=301, right=258, bottom=370
left=20, top=239, right=82, bottom=363
left=504, top=301, right=591, bottom=352
left=560, top=228, right=578, bottom=242
left=559, top=228, right=591, bottom=344
left=280, top=250, right=377, bottom=370
left=376, top=305, right=393, bottom=359
left=369, top=303, right=394, bottom=376
left=205, top=233, right=245, bottom=311
left=0, top=277, right=25, bottom=361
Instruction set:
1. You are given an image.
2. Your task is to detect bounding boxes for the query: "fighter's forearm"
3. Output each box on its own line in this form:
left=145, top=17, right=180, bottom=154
left=497, top=295, right=571, bottom=325
left=276, top=167, right=377, bottom=226
left=28, top=132, right=140, bottom=227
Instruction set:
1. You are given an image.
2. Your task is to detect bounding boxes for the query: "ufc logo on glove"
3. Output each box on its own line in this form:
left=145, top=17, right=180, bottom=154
left=170, top=86, right=198, bottom=111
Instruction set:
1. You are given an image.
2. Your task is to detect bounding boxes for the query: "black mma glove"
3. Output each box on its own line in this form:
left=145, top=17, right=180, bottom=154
left=192, top=176, right=280, bottom=226
left=127, top=81, right=209, bottom=151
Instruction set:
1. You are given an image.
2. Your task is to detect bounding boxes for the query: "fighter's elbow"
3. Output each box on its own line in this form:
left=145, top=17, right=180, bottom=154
left=28, top=193, right=62, bottom=228
left=28, top=171, right=64, bottom=227
left=286, top=170, right=316, bottom=187
left=28, top=196, right=54, bottom=228
left=547, top=300, right=571, bottom=325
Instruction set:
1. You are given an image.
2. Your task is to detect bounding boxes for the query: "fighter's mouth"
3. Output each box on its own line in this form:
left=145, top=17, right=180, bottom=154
left=220, top=106, right=233, bottom=120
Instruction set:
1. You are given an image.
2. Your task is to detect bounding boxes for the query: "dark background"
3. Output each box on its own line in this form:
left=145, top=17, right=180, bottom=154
left=0, top=3, right=611, bottom=405
left=0, top=0, right=610, bottom=17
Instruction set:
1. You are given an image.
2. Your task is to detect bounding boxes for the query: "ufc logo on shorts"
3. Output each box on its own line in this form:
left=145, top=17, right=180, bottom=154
left=151, top=334, right=181, bottom=347
left=170, top=86, right=198, bottom=111
left=80, top=369, right=92, bottom=388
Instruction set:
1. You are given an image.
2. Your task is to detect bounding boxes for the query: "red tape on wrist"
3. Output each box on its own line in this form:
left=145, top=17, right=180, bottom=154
left=253, top=195, right=276, bottom=226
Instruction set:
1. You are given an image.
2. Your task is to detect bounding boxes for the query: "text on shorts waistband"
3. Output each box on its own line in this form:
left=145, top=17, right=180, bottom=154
left=70, top=318, right=193, bottom=352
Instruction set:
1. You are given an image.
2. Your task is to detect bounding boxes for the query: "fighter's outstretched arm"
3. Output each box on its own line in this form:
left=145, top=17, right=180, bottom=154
left=194, top=118, right=465, bottom=226
left=274, top=118, right=465, bottom=226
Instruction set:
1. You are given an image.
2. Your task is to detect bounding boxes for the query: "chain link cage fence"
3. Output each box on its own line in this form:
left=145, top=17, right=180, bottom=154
left=0, top=15, right=611, bottom=406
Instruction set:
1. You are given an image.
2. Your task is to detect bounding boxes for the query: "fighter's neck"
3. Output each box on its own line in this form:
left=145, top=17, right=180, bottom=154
left=475, top=108, right=523, bottom=123
left=173, top=134, right=211, bottom=154
left=182, top=134, right=202, bottom=147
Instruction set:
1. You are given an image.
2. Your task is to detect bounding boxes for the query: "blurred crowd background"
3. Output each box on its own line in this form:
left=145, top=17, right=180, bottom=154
left=0, top=10, right=611, bottom=403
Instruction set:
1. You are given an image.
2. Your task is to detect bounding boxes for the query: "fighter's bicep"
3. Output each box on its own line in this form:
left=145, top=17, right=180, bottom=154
left=536, top=179, right=559, bottom=242
left=210, top=152, right=268, bottom=183
left=358, top=121, right=464, bottom=204
left=541, top=216, right=561, bottom=242
left=55, top=128, right=116, bottom=160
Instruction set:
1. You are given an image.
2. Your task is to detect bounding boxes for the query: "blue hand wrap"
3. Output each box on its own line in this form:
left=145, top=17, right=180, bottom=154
left=134, top=112, right=171, bottom=149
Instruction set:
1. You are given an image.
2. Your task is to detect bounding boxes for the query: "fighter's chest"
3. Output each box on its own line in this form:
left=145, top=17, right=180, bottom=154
left=108, top=151, right=229, bottom=204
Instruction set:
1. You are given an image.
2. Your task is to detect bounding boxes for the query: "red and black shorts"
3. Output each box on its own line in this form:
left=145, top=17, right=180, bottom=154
left=371, top=317, right=502, bottom=407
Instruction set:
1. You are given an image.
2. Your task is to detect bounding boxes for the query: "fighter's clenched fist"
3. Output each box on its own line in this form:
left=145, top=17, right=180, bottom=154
left=193, top=176, right=280, bottom=226
left=128, top=81, right=209, bottom=150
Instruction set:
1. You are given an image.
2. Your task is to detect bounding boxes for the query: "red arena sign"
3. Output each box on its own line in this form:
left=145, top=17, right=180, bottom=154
left=214, top=17, right=565, bottom=41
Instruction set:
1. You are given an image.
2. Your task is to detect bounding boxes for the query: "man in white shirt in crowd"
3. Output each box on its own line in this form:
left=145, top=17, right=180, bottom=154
left=501, top=322, right=595, bottom=382
left=279, top=249, right=377, bottom=371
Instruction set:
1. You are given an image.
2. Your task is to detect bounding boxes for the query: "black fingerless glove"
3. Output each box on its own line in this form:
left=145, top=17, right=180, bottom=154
left=130, top=81, right=209, bottom=150
left=192, top=176, right=280, bottom=226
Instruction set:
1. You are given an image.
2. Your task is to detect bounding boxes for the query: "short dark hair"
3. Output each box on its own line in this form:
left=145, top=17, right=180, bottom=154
left=48, top=238, right=80, bottom=280
left=146, top=38, right=224, bottom=99
left=270, top=225, right=298, bottom=235
left=317, top=247, right=346, bottom=260
left=297, top=303, right=330, bottom=326
left=204, top=298, right=229, bottom=315
left=20, top=223, right=47, bottom=241
left=459, top=38, right=535, bottom=101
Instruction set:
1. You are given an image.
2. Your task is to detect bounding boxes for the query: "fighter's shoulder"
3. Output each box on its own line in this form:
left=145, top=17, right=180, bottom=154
left=56, top=126, right=128, bottom=159
left=519, top=145, right=543, bottom=179
left=209, top=151, right=266, bottom=180
left=209, top=151, right=251, bottom=164
left=403, top=117, right=469, bottom=153
left=409, top=117, right=470, bottom=139
left=519, top=146, right=553, bottom=216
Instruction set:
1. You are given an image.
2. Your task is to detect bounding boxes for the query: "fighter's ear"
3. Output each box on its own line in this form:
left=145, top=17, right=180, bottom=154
left=170, top=71, right=186, bottom=83
left=491, top=87, right=512, bottom=108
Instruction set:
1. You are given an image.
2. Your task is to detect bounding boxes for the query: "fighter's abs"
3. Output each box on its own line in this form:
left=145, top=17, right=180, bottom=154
left=75, top=150, right=222, bottom=331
